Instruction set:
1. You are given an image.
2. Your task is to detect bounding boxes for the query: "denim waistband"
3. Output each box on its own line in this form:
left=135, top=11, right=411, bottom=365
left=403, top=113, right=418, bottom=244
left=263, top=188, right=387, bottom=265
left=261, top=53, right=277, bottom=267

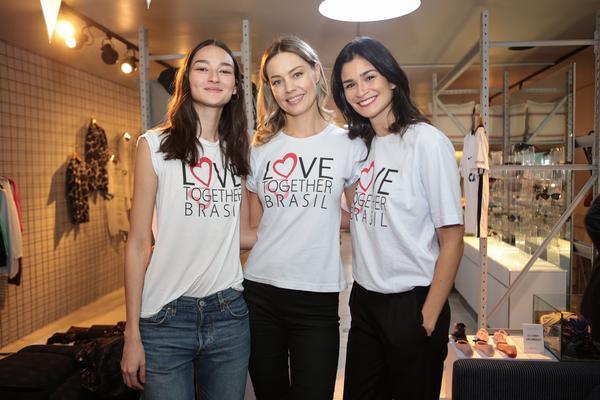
left=175, top=287, right=243, bottom=309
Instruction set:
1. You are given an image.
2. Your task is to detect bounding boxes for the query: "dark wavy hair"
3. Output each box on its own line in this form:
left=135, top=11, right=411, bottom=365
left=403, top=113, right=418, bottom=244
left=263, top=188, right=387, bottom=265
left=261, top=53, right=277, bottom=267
left=331, top=36, right=429, bottom=150
left=159, top=39, right=249, bottom=176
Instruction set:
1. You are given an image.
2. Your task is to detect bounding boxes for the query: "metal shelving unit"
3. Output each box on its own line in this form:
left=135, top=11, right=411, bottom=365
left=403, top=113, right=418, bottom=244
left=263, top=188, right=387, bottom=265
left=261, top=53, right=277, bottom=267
left=434, top=10, right=599, bottom=328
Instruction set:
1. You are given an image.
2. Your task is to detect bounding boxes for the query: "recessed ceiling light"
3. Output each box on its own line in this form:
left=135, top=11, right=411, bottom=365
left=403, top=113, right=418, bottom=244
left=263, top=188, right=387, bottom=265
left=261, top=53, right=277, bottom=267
left=318, top=0, right=421, bottom=22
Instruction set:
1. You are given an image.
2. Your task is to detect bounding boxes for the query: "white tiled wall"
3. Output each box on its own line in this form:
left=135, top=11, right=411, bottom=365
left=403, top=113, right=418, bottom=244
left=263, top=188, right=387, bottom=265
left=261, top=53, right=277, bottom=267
left=0, top=39, right=140, bottom=347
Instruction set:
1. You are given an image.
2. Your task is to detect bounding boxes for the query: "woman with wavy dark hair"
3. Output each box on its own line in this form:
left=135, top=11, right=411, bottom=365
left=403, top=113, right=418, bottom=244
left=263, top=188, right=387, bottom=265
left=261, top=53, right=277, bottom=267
left=331, top=36, right=464, bottom=400
left=120, top=39, right=253, bottom=400
left=243, top=36, right=365, bottom=400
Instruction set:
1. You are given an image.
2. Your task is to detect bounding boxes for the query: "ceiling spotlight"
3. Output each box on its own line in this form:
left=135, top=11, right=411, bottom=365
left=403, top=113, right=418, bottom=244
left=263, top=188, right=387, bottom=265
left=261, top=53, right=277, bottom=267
left=100, top=38, right=119, bottom=65
left=120, top=52, right=138, bottom=74
left=56, top=20, right=75, bottom=39
left=319, top=0, right=421, bottom=22
left=65, top=30, right=90, bottom=50
left=65, top=36, right=77, bottom=48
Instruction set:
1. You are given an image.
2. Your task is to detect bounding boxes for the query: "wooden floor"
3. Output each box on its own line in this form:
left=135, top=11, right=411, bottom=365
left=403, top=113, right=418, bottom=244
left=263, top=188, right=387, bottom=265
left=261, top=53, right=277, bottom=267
left=0, top=232, right=476, bottom=399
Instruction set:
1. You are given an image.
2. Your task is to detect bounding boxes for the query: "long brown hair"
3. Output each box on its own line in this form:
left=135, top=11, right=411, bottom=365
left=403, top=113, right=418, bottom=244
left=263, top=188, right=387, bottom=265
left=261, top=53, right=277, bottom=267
left=254, top=36, right=332, bottom=146
left=331, top=37, right=429, bottom=151
left=159, top=39, right=249, bottom=176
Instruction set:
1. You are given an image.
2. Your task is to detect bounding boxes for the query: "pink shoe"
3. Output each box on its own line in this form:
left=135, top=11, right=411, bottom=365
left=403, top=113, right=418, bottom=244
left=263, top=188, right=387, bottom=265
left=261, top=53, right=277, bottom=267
left=493, top=330, right=517, bottom=358
left=473, top=328, right=495, bottom=357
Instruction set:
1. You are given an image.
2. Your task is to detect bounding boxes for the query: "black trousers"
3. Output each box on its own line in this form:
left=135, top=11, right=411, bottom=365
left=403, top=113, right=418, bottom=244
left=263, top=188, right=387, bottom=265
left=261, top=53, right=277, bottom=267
left=243, top=279, right=340, bottom=400
left=343, top=282, right=451, bottom=400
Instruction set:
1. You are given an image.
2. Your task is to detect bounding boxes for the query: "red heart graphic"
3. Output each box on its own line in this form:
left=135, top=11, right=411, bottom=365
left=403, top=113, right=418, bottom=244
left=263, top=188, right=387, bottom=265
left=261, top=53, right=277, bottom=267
left=190, top=157, right=213, bottom=187
left=273, top=153, right=298, bottom=179
left=358, top=161, right=375, bottom=192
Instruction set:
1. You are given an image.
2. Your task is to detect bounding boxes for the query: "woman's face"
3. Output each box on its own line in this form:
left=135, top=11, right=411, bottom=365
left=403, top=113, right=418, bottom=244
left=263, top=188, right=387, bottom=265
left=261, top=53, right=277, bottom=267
left=265, top=51, right=320, bottom=118
left=188, top=45, right=237, bottom=108
left=340, top=56, right=395, bottom=122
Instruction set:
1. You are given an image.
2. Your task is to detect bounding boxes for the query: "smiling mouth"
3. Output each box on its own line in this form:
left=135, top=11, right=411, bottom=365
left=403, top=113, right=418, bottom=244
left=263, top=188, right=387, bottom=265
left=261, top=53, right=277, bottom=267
left=286, top=94, right=304, bottom=105
left=357, top=96, right=377, bottom=107
left=204, top=87, right=223, bottom=93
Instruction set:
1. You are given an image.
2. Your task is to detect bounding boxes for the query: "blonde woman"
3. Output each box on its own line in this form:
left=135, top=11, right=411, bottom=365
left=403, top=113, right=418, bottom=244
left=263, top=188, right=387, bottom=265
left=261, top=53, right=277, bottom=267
left=243, top=36, right=366, bottom=400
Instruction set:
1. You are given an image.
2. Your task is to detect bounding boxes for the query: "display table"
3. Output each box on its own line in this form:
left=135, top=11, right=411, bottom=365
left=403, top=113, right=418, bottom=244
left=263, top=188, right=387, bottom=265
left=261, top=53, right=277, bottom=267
left=440, top=333, right=557, bottom=399
left=455, top=236, right=567, bottom=328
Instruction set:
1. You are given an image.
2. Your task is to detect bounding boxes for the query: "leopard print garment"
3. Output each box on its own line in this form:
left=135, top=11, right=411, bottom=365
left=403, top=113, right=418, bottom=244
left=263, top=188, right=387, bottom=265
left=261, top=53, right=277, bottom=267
left=66, top=154, right=90, bottom=224
left=85, top=121, right=110, bottom=198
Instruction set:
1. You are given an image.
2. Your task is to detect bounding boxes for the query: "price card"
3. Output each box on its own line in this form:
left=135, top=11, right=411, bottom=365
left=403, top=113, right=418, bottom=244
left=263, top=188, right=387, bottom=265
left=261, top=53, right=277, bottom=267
left=522, top=323, right=545, bottom=354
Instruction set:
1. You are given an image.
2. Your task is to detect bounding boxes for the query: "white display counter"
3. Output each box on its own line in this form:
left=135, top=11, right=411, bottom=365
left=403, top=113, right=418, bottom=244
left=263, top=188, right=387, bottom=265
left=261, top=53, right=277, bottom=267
left=454, top=236, right=567, bottom=329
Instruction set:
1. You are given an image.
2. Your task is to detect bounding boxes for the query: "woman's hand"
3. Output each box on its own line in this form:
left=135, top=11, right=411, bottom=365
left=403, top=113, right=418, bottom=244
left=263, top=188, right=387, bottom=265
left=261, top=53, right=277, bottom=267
left=421, top=310, right=436, bottom=336
left=121, top=335, right=146, bottom=391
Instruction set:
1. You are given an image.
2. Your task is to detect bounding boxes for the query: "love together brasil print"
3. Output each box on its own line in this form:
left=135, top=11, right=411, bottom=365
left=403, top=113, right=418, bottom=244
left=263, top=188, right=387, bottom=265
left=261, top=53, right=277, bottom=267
left=352, top=160, right=397, bottom=228
left=181, top=156, right=242, bottom=217
left=259, top=152, right=334, bottom=209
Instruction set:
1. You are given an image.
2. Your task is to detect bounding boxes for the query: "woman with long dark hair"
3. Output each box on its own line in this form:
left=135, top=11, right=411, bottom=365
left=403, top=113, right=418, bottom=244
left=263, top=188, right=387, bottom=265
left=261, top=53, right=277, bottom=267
left=120, top=39, right=253, bottom=399
left=331, top=37, right=464, bottom=400
left=243, top=36, right=365, bottom=400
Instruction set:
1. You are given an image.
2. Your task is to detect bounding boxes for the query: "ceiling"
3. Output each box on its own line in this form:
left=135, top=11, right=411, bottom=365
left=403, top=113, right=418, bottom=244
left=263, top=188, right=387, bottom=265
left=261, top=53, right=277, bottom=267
left=0, top=0, right=598, bottom=109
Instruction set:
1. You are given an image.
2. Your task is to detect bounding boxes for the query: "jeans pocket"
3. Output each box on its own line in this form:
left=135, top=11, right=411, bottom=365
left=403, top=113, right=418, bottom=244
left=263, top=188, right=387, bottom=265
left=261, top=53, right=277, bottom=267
left=140, top=300, right=176, bottom=325
left=225, top=293, right=249, bottom=319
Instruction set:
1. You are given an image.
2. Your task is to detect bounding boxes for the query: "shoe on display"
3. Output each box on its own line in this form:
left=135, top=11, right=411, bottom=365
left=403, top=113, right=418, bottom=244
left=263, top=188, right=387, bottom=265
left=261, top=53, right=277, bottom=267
left=473, top=328, right=495, bottom=357
left=493, top=329, right=518, bottom=358
left=451, top=322, right=474, bottom=357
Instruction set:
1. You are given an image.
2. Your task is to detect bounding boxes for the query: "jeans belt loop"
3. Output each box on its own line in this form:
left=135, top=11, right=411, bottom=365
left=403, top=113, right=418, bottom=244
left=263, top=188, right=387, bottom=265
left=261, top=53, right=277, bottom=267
left=217, top=290, right=226, bottom=312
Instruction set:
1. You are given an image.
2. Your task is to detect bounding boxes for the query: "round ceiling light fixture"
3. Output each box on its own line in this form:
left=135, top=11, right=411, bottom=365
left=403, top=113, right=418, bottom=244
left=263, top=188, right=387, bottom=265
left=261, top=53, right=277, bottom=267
left=318, top=0, right=421, bottom=22
left=120, top=49, right=138, bottom=74
left=65, top=30, right=90, bottom=50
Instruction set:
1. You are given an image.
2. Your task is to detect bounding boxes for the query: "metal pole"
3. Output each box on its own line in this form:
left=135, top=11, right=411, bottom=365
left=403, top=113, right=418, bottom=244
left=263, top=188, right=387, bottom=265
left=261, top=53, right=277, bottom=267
left=503, top=69, right=510, bottom=163
left=491, top=40, right=595, bottom=48
left=138, top=26, right=151, bottom=133
left=441, top=88, right=503, bottom=95
left=478, top=10, right=490, bottom=329
left=432, top=73, right=438, bottom=125
left=241, top=19, right=254, bottom=134
left=491, top=164, right=593, bottom=172
left=567, top=64, right=575, bottom=305
left=595, top=11, right=600, bottom=198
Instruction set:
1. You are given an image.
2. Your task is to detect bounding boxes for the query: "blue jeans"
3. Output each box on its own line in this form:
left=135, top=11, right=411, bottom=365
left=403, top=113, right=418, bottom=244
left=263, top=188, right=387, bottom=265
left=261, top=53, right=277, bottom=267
left=140, top=288, right=250, bottom=400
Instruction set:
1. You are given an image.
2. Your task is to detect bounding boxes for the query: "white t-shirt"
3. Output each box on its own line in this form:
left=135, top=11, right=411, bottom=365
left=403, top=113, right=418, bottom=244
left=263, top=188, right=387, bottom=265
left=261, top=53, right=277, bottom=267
left=350, top=123, right=463, bottom=294
left=460, top=126, right=489, bottom=237
left=139, top=130, right=244, bottom=317
left=245, top=124, right=366, bottom=292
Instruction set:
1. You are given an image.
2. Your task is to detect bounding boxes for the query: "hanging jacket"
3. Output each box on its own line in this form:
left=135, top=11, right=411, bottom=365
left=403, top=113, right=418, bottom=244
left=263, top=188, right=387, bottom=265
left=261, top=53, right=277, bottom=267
left=66, top=153, right=90, bottom=224
left=85, top=121, right=110, bottom=198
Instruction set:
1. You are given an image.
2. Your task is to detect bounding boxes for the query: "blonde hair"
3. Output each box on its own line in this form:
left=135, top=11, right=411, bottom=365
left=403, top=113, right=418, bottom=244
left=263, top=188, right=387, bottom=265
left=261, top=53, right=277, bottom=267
left=254, top=36, right=332, bottom=145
